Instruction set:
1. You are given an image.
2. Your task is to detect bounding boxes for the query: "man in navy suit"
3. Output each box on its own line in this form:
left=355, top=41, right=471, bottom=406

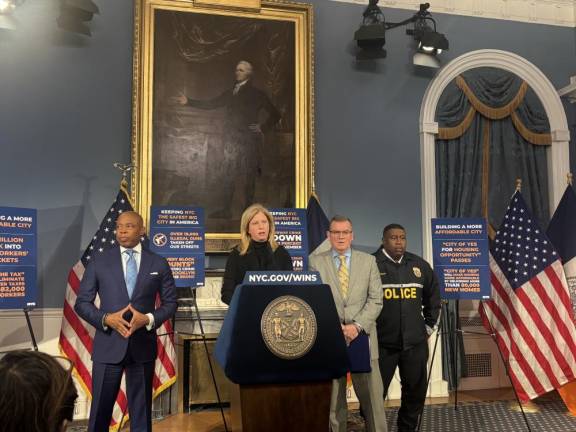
left=75, top=211, right=177, bottom=432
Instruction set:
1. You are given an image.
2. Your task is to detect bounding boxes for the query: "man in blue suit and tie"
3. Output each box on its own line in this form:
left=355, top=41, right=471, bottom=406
left=75, top=211, right=177, bottom=432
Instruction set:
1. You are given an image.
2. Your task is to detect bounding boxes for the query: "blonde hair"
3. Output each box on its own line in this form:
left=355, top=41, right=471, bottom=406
left=238, top=204, right=278, bottom=255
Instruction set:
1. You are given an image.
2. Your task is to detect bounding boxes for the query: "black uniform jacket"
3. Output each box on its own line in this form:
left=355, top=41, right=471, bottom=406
left=373, top=249, right=441, bottom=350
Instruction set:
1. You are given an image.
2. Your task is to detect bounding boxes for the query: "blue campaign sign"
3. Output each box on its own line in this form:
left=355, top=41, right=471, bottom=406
left=431, top=218, right=490, bottom=300
left=269, top=208, right=309, bottom=271
left=150, top=229, right=205, bottom=253
left=243, top=271, right=322, bottom=285
left=0, top=207, right=37, bottom=309
left=150, top=207, right=205, bottom=288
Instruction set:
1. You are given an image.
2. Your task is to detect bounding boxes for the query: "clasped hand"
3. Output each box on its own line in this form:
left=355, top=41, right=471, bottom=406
left=341, top=323, right=359, bottom=346
left=104, top=304, right=149, bottom=338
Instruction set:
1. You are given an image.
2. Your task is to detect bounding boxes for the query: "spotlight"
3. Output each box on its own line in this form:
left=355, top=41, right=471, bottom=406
left=410, top=10, right=448, bottom=53
left=353, top=2, right=449, bottom=67
left=57, top=0, right=99, bottom=36
left=416, top=29, right=449, bottom=55
left=413, top=52, right=440, bottom=68
left=354, top=0, right=387, bottom=60
left=0, top=0, right=21, bottom=14
left=408, top=3, right=449, bottom=68
left=0, top=0, right=23, bottom=31
left=0, top=1, right=15, bottom=14
left=355, top=24, right=386, bottom=60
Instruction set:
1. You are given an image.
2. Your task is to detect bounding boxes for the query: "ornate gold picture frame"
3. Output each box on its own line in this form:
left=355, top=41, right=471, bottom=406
left=131, top=0, right=314, bottom=252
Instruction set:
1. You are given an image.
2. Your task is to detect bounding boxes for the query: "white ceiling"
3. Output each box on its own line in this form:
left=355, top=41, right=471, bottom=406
left=332, top=0, right=576, bottom=27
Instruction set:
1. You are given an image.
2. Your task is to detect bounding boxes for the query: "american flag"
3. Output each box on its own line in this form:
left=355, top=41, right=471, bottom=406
left=480, top=191, right=576, bottom=401
left=58, top=183, right=177, bottom=430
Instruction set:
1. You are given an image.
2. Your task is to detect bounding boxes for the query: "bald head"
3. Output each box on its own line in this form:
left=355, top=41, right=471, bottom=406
left=117, top=211, right=143, bottom=226
left=116, top=211, right=145, bottom=248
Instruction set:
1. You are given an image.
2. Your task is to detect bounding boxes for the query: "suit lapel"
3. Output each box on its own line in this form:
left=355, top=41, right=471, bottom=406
left=133, top=248, right=153, bottom=298
left=109, top=247, right=128, bottom=297
left=348, top=250, right=361, bottom=302
left=323, top=252, right=344, bottom=305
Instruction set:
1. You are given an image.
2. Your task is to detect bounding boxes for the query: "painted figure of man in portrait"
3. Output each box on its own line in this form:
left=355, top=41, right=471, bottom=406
left=173, top=60, right=281, bottom=219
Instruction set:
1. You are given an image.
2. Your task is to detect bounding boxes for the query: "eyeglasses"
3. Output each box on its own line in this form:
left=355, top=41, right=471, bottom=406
left=329, top=230, right=352, bottom=237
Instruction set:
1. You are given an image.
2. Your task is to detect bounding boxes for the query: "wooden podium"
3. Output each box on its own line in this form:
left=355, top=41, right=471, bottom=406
left=214, top=278, right=349, bottom=432
left=230, top=381, right=332, bottom=432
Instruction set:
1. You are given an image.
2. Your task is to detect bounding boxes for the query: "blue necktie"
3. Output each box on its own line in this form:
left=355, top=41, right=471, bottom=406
left=125, top=249, right=137, bottom=298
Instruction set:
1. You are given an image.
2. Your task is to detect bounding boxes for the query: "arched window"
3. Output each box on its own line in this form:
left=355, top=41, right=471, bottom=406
left=419, top=49, right=570, bottom=396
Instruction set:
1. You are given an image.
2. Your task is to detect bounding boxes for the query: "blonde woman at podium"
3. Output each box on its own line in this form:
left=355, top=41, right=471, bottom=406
left=221, top=204, right=293, bottom=305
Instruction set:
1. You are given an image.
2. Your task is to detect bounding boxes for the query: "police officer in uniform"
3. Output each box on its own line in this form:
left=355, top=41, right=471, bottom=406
left=374, top=224, right=440, bottom=432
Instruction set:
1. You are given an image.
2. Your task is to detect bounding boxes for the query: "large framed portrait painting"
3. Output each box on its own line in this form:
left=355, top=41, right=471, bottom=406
left=132, top=0, right=314, bottom=251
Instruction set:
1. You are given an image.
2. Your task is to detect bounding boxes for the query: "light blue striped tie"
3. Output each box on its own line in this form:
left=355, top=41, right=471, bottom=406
left=125, top=249, right=137, bottom=298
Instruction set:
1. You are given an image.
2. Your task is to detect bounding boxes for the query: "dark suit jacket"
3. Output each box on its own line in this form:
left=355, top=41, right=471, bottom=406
left=75, top=246, right=177, bottom=364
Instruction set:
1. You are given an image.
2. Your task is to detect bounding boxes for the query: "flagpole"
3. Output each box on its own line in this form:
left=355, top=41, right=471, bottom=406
left=478, top=301, right=533, bottom=432
left=416, top=300, right=445, bottom=431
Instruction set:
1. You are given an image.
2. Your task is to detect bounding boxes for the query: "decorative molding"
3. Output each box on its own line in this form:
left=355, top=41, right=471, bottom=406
left=552, top=128, right=571, bottom=141
left=194, top=0, right=261, bottom=10
left=421, top=121, right=439, bottom=134
left=193, top=276, right=228, bottom=310
left=558, top=76, right=576, bottom=103
left=0, top=307, right=63, bottom=319
left=330, top=0, right=576, bottom=27
left=420, top=49, right=570, bottom=262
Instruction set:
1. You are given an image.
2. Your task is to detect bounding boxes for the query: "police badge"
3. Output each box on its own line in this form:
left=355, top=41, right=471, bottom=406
left=413, top=266, right=422, bottom=278
left=261, top=296, right=317, bottom=359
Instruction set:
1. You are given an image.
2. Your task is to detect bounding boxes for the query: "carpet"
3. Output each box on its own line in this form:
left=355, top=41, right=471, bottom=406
left=348, top=398, right=576, bottom=432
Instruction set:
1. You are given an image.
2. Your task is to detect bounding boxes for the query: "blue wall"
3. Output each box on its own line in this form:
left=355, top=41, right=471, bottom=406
left=0, top=0, right=574, bottom=306
left=0, top=0, right=133, bottom=307
left=311, top=1, right=576, bottom=252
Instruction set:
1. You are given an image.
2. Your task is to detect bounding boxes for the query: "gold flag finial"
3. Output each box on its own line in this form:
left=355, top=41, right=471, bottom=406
left=515, top=178, right=522, bottom=192
left=568, top=173, right=573, bottom=186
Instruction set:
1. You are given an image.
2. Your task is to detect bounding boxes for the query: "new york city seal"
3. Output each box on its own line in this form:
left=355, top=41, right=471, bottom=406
left=260, top=295, right=317, bottom=359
